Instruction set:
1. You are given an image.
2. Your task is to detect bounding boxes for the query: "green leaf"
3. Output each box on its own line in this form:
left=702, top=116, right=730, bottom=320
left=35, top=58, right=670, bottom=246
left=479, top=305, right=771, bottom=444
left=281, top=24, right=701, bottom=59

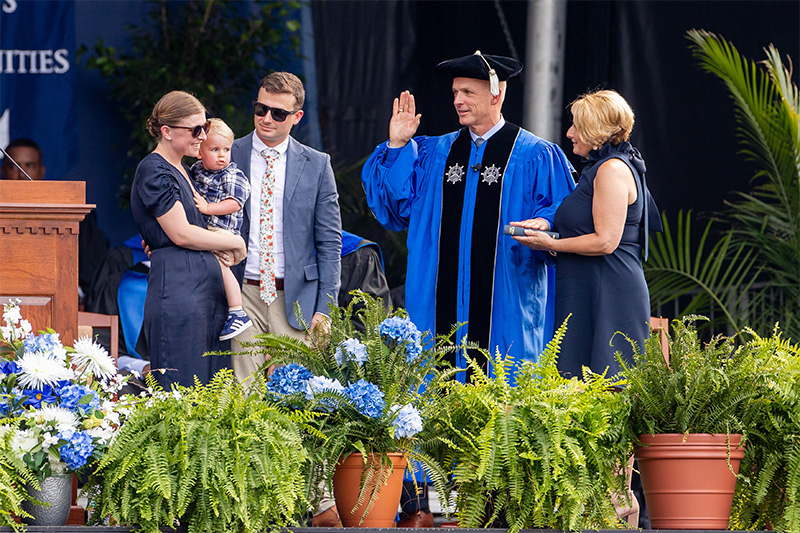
left=87, top=370, right=309, bottom=531
left=679, top=29, right=800, bottom=338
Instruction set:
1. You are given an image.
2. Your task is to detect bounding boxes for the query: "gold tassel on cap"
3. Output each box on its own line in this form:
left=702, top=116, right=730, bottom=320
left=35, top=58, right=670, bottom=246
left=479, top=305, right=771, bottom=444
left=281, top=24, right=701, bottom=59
left=474, top=50, right=499, bottom=96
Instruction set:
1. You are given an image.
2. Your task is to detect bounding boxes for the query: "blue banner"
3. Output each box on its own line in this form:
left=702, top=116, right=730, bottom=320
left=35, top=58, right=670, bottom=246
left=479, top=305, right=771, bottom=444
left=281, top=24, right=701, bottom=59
left=0, top=0, right=76, bottom=180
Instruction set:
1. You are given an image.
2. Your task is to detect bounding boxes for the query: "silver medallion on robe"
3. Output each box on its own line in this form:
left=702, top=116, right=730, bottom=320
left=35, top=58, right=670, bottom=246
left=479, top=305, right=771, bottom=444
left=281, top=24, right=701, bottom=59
left=446, top=163, right=465, bottom=184
left=481, top=164, right=502, bottom=185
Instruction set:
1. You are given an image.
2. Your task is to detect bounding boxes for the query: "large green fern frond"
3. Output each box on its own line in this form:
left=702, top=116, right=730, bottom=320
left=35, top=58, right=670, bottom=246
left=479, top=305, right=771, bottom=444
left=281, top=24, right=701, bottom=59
left=425, top=328, right=630, bottom=532
left=0, top=428, right=36, bottom=531
left=89, top=370, right=308, bottom=532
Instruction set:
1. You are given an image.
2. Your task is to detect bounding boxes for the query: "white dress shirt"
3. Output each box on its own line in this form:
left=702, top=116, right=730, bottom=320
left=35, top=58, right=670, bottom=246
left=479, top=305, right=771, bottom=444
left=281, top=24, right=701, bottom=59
left=244, top=134, right=289, bottom=280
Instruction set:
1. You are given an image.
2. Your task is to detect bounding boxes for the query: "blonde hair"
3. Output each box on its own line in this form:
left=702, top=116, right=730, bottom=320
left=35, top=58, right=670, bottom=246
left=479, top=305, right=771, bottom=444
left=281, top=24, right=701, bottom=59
left=207, top=117, right=234, bottom=143
left=569, top=89, right=634, bottom=149
left=146, top=91, right=205, bottom=140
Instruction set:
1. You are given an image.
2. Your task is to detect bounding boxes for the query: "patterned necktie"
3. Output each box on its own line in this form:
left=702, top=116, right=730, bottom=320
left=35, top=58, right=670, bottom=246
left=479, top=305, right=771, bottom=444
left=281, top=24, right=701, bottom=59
left=259, top=148, right=279, bottom=304
left=475, top=137, right=485, bottom=147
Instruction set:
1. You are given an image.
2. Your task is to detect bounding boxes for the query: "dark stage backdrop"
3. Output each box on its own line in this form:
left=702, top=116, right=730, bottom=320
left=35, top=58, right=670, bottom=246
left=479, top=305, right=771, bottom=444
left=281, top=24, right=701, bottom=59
left=561, top=0, right=799, bottom=220
left=312, top=0, right=799, bottom=286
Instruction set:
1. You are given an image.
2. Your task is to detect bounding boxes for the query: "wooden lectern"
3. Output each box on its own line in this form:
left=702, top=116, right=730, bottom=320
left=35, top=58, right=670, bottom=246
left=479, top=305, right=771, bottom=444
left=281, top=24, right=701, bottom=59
left=0, top=180, right=93, bottom=355
left=1, top=180, right=92, bottom=524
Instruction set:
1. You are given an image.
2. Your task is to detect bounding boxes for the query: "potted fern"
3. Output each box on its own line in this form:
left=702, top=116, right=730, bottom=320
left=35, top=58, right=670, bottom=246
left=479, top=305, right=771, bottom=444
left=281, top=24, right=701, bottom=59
left=253, top=291, right=457, bottom=527
left=419, top=320, right=633, bottom=532
left=728, top=327, right=800, bottom=532
left=85, top=369, right=310, bottom=533
left=617, top=316, right=784, bottom=529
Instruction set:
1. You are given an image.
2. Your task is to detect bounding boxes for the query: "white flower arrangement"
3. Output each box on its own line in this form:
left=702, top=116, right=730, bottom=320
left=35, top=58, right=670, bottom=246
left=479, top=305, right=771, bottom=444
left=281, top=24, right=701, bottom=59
left=0, top=299, right=129, bottom=480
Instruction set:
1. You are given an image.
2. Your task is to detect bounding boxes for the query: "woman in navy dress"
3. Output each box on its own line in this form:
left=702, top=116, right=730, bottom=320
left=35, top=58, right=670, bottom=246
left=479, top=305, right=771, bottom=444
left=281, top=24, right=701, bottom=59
left=131, top=91, right=246, bottom=388
left=512, top=89, right=651, bottom=377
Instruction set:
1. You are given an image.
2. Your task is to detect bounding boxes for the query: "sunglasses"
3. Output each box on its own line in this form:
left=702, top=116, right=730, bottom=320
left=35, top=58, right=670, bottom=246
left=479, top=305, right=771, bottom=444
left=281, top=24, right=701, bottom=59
left=253, top=101, right=299, bottom=122
left=165, top=119, right=211, bottom=138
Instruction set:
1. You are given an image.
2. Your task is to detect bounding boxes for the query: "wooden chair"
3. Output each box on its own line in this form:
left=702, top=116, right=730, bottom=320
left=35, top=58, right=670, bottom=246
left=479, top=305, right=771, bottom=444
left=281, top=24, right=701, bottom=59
left=67, top=473, right=84, bottom=525
left=77, top=311, right=119, bottom=365
left=649, top=316, right=670, bottom=363
left=71, top=312, right=119, bottom=524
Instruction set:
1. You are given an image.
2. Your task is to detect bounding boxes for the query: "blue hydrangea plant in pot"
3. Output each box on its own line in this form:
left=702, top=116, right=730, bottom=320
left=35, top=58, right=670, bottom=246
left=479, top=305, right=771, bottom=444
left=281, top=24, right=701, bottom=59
left=252, top=291, right=458, bottom=527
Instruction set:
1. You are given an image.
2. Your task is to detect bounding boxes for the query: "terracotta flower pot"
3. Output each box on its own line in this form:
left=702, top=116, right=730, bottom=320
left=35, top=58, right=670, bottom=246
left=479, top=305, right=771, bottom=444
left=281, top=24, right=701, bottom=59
left=634, top=433, right=744, bottom=530
left=332, top=452, right=407, bottom=527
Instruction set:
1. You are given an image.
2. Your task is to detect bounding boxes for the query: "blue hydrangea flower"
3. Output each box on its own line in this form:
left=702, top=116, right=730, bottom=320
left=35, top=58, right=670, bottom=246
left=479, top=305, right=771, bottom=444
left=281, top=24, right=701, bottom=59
left=57, top=384, right=101, bottom=412
left=379, top=316, right=423, bottom=362
left=379, top=316, right=418, bottom=343
left=334, top=338, right=368, bottom=365
left=57, top=429, right=95, bottom=470
left=391, top=404, right=423, bottom=438
left=306, top=376, right=345, bottom=399
left=344, top=379, right=385, bottom=419
left=404, top=339, right=423, bottom=362
left=306, top=376, right=345, bottom=411
left=23, top=333, right=63, bottom=355
left=22, top=385, right=57, bottom=408
left=266, top=363, right=314, bottom=395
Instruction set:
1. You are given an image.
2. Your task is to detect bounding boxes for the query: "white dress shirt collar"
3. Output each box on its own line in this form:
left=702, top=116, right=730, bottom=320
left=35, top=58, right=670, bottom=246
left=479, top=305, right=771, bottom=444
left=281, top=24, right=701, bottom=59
left=470, top=116, right=506, bottom=144
left=252, top=133, right=290, bottom=157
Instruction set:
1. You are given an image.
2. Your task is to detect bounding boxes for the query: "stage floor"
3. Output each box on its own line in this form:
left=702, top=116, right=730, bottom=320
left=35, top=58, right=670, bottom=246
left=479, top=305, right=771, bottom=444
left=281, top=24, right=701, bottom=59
left=0, top=526, right=767, bottom=533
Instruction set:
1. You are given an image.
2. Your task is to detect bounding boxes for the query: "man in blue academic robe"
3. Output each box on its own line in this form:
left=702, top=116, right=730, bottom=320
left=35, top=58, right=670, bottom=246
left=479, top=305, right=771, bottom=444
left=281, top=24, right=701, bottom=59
left=362, top=51, right=576, bottom=378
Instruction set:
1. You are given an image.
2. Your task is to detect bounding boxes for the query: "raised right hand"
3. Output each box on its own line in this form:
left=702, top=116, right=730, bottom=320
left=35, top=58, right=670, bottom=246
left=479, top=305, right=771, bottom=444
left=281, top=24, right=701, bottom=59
left=388, top=90, right=421, bottom=148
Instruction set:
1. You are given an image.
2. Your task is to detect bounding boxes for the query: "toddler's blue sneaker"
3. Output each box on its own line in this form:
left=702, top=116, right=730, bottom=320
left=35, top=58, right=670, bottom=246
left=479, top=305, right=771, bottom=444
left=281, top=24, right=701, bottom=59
left=219, top=310, right=253, bottom=341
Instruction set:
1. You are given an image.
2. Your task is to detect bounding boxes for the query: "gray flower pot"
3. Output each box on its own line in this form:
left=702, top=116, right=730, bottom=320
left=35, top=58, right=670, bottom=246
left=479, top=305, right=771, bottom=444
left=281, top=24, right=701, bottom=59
left=21, top=473, right=73, bottom=526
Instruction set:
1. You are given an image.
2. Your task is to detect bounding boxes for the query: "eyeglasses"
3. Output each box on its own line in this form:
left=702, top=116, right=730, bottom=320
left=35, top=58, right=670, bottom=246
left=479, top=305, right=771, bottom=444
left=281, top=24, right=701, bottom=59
left=253, top=101, right=298, bottom=122
left=164, top=120, right=211, bottom=138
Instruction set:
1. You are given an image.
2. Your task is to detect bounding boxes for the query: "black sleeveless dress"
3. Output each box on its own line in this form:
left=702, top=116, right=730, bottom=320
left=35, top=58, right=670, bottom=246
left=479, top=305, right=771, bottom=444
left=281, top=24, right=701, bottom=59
left=130, top=153, right=230, bottom=388
left=553, top=142, right=650, bottom=377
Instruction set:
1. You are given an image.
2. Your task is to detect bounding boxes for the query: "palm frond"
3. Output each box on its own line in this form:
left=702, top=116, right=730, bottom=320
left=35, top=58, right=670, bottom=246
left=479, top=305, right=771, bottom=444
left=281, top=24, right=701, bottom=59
left=686, top=29, right=800, bottom=338
left=644, top=210, right=763, bottom=332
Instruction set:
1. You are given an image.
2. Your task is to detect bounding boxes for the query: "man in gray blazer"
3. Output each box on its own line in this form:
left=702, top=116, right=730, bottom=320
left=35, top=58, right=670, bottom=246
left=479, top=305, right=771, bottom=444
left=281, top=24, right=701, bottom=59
left=230, top=72, right=342, bottom=386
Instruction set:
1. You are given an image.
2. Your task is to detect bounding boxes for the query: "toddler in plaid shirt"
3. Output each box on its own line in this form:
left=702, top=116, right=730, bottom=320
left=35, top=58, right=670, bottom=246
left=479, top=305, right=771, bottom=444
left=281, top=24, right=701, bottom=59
left=191, top=118, right=253, bottom=341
